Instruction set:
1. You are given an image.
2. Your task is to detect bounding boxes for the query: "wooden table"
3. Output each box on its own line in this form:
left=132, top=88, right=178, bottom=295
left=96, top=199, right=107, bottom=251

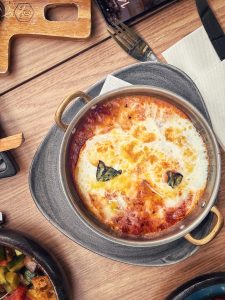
left=1, top=0, right=225, bottom=299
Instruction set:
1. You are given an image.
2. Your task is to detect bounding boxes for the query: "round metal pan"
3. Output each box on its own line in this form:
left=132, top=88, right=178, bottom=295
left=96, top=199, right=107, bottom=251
left=55, top=84, right=222, bottom=248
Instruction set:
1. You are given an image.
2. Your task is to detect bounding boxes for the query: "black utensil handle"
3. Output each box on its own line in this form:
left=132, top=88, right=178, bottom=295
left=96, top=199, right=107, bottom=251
left=196, top=0, right=225, bottom=60
left=0, top=152, right=18, bottom=178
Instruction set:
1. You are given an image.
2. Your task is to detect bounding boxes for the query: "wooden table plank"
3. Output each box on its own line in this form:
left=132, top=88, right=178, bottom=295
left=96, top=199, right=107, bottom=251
left=1, top=0, right=225, bottom=299
left=1, top=0, right=224, bottom=95
left=1, top=0, right=224, bottom=96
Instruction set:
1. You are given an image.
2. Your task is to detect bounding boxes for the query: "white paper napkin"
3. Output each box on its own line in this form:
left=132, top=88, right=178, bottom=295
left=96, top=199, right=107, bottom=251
left=163, top=26, right=225, bottom=150
left=100, top=75, right=131, bottom=95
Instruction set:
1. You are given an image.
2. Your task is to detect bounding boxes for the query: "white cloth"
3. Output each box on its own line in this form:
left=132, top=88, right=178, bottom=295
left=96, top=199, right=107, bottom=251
left=163, top=26, right=225, bottom=150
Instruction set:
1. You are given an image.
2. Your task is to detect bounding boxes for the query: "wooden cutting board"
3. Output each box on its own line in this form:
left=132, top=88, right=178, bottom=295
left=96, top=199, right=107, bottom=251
left=0, top=0, right=91, bottom=74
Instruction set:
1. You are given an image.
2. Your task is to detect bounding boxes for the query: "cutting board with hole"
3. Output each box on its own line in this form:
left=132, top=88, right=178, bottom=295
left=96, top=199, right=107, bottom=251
left=0, top=0, right=91, bottom=74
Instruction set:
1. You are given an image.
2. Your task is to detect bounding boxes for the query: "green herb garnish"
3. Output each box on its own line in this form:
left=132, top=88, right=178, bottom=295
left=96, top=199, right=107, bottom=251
left=167, top=171, right=183, bottom=188
left=96, top=161, right=122, bottom=182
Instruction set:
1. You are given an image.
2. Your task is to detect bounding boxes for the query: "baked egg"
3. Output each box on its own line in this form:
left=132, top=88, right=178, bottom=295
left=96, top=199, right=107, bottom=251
left=69, top=95, right=208, bottom=237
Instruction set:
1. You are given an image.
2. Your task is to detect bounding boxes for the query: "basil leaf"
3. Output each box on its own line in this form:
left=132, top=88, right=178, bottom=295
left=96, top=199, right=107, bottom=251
left=96, top=160, right=122, bottom=182
left=167, top=171, right=183, bottom=188
left=96, top=160, right=106, bottom=181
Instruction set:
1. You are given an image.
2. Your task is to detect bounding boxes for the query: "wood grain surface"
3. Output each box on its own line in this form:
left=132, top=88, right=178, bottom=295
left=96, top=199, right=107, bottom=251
left=0, top=5, right=106, bottom=94
left=1, top=0, right=225, bottom=299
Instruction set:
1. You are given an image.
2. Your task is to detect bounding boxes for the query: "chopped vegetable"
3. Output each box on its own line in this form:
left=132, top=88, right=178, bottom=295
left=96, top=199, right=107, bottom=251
left=5, top=272, right=20, bottom=291
left=4, top=283, right=12, bottom=294
left=24, top=257, right=37, bottom=274
left=23, top=270, right=35, bottom=285
left=0, top=267, right=6, bottom=285
left=0, top=246, right=56, bottom=299
left=5, top=249, right=14, bottom=263
left=14, top=251, right=22, bottom=257
left=8, top=256, right=25, bottom=273
left=0, top=247, right=5, bottom=262
left=0, top=261, right=7, bottom=267
left=96, top=160, right=122, bottom=182
left=27, top=276, right=57, bottom=300
left=5, top=285, right=27, bottom=300
left=167, top=171, right=183, bottom=188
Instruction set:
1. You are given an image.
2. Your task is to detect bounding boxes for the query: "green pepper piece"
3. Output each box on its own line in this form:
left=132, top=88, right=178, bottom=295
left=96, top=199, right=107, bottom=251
left=7, top=255, right=25, bottom=272
left=23, top=269, right=36, bottom=284
left=0, top=247, right=5, bottom=262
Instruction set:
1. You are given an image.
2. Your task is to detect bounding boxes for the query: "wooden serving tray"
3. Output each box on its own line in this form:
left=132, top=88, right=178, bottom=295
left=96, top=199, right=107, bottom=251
left=0, top=0, right=91, bottom=74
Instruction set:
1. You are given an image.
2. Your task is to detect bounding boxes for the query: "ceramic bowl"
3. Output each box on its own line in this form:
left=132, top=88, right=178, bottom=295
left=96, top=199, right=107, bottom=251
left=167, top=272, right=225, bottom=300
left=0, top=228, right=70, bottom=300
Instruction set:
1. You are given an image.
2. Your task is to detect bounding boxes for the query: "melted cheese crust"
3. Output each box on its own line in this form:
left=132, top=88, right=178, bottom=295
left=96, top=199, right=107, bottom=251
left=69, top=95, right=208, bottom=237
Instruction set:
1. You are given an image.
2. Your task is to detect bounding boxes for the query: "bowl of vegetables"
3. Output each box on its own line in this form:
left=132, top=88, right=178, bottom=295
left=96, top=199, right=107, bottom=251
left=166, top=273, right=225, bottom=300
left=0, top=228, right=69, bottom=300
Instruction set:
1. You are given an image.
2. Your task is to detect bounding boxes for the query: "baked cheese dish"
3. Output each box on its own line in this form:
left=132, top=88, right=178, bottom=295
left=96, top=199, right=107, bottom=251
left=69, top=95, right=208, bottom=237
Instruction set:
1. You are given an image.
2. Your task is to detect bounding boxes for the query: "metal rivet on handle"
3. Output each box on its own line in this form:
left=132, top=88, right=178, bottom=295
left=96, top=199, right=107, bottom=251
left=201, top=201, right=206, bottom=208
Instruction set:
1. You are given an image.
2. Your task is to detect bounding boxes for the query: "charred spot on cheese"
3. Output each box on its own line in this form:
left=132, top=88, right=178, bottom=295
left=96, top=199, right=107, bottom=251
left=96, top=160, right=122, bottom=182
left=167, top=171, right=183, bottom=188
left=70, top=95, right=209, bottom=237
